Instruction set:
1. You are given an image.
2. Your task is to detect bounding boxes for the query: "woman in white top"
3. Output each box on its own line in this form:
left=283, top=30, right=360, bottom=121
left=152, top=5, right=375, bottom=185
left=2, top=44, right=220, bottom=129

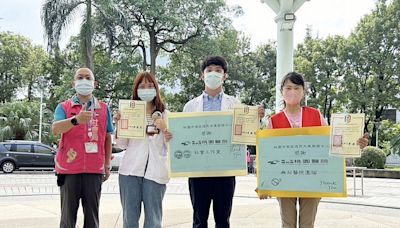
left=114, top=71, right=169, bottom=228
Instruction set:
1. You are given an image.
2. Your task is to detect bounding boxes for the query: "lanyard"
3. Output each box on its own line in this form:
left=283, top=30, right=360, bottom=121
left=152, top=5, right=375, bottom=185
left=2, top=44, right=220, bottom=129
left=87, top=98, right=98, bottom=141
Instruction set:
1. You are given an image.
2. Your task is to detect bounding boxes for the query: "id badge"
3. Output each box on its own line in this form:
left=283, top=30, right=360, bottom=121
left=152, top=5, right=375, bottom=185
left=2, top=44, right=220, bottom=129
left=85, top=142, right=98, bottom=153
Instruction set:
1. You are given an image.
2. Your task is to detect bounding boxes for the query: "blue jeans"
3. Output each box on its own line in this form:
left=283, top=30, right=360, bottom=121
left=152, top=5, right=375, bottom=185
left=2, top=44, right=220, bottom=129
left=119, top=174, right=166, bottom=228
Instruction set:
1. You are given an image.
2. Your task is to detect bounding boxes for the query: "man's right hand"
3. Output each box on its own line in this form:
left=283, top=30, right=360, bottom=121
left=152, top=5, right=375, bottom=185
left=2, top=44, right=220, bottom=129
left=113, top=110, right=121, bottom=122
left=76, top=103, right=93, bottom=124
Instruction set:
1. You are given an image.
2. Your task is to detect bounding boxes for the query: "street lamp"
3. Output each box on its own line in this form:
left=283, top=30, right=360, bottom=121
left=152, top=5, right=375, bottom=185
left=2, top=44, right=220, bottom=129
left=38, top=76, right=46, bottom=143
left=261, top=0, right=309, bottom=112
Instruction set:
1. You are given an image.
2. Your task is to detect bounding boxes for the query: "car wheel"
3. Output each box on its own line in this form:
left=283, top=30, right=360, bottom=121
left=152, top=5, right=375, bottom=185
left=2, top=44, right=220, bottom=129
left=1, top=161, right=15, bottom=173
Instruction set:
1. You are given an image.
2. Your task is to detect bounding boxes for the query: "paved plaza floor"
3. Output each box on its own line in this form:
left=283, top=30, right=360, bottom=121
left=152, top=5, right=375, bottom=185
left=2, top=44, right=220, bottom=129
left=0, top=173, right=399, bottom=228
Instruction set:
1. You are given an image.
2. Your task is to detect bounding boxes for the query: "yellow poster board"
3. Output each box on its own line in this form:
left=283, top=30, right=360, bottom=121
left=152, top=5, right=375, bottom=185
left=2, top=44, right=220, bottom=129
left=256, top=126, right=347, bottom=198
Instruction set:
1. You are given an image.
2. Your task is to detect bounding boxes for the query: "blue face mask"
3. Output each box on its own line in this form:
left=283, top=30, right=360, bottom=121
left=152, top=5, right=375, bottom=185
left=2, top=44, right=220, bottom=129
left=138, top=89, right=157, bottom=102
left=75, top=79, right=94, bottom=96
left=204, top=71, right=224, bottom=90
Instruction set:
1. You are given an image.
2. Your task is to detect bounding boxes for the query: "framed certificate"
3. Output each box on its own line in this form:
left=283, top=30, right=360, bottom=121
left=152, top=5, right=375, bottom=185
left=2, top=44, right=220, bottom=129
left=167, top=111, right=247, bottom=177
left=330, top=113, right=365, bottom=157
left=256, top=126, right=346, bottom=198
left=232, top=105, right=259, bottom=145
left=117, top=100, right=146, bottom=139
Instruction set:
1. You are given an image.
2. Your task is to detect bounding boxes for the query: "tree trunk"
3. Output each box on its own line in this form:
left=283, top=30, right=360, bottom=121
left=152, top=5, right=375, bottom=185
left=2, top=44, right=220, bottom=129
left=149, top=30, right=159, bottom=75
left=83, top=1, right=94, bottom=71
left=140, top=45, right=147, bottom=71
left=27, top=81, right=33, bottom=101
left=327, top=99, right=333, bottom=124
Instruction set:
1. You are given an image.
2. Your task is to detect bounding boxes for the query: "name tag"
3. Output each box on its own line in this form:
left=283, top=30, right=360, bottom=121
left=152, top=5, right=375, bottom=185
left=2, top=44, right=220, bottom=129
left=85, top=142, right=98, bottom=153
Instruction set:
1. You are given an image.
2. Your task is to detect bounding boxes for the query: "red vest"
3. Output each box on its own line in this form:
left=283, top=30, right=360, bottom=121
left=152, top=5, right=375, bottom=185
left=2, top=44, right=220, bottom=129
left=271, top=107, right=321, bottom=129
left=55, top=99, right=108, bottom=174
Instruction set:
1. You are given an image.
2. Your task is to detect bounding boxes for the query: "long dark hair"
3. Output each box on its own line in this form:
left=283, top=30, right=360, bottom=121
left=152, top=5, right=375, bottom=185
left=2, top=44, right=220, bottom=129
left=280, top=72, right=305, bottom=92
left=131, top=71, right=166, bottom=112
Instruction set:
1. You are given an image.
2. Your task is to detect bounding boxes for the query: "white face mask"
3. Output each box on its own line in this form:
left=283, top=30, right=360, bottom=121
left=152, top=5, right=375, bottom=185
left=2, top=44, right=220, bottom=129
left=204, top=71, right=224, bottom=90
left=74, top=79, right=94, bottom=96
left=138, top=88, right=157, bottom=102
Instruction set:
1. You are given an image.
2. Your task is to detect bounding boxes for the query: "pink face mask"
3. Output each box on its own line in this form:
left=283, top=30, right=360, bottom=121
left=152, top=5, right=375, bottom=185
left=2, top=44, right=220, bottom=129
left=283, top=91, right=303, bottom=105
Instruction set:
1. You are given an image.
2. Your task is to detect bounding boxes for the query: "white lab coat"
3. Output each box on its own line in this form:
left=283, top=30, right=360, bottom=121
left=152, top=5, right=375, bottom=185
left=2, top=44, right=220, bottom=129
left=183, top=93, right=240, bottom=112
left=117, top=111, right=169, bottom=184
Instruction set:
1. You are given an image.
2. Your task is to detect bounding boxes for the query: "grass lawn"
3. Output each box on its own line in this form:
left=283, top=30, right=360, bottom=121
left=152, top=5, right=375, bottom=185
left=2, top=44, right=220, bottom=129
left=385, top=166, right=400, bottom=171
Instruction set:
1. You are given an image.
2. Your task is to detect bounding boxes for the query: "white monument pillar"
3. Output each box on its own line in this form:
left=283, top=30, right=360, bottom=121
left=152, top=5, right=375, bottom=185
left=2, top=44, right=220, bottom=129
left=261, top=0, right=308, bottom=112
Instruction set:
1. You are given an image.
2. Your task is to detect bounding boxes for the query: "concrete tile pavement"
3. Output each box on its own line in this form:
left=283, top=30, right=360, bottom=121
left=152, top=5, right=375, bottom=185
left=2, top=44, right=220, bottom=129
left=0, top=194, right=399, bottom=228
left=0, top=173, right=399, bottom=228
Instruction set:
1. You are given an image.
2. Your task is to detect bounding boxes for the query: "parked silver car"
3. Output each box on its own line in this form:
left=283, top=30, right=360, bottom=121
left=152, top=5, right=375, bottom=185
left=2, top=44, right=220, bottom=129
left=111, top=148, right=125, bottom=170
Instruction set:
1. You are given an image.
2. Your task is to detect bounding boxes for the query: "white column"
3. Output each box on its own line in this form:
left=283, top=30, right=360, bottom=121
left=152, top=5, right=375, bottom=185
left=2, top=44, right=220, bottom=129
left=261, top=0, right=308, bottom=112
left=275, top=13, right=294, bottom=111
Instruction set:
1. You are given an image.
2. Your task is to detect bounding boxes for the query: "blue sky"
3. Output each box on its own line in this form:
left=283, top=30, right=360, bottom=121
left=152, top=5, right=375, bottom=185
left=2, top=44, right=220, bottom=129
left=0, top=0, right=377, bottom=49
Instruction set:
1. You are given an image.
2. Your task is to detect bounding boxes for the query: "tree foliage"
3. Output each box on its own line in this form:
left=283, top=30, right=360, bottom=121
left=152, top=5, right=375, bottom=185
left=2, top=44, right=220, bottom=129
left=111, top=0, right=238, bottom=74
left=341, top=0, right=400, bottom=145
left=0, top=101, right=54, bottom=144
left=0, top=32, right=32, bottom=103
left=295, top=30, right=347, bottom=123
left=159, top=29, right=276, bottom=112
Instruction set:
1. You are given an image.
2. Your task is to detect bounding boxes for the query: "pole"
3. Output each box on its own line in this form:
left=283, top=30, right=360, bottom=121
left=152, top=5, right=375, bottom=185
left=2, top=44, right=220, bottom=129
left=39, top=90, right=43, bottom=143
left=261, top=0, right=308, bottom=112
left=275, top=13, right=294, bottom=112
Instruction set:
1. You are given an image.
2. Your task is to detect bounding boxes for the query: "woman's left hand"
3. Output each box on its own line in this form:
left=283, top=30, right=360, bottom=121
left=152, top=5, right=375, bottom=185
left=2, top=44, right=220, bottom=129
left=154, top=119, right=167, bottom=131
left=258, top=105, right=265, bottom=119
left=164, top=129, right=173, bottom=142
left=357, top=133, right=369, bottom=149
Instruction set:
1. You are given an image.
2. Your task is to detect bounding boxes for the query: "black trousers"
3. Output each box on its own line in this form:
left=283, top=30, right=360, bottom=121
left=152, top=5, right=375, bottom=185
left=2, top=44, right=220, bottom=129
left=59, top=173, right=102, bottom=228
left=189, top=176, right=236, bottom=228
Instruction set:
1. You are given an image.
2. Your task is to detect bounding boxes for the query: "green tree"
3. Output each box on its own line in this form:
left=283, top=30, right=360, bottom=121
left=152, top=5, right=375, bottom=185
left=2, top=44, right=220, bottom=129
left=22, top=46, right=49, bottom=101
left=41, top=0, right=117, bottom=70
left=43, top=50, right=69, bottom=110
left=240, top=42, right=276, bottom=109
left=114, top=0, right=237, bottom=74
left=378, top=120, right=400, bottom=155
left=295, top=30, right=347, bottom=123
left=159, top=29, right=275, bottom=112
left=341, top=0, right=400, bottom=145
left=0, top=102, right=53, bottom=144
left=92, top=44, right=143, bottom=109
left=50, top=36, right=143, bottom=110
left=391, top=135, right=400, bottom=156
left=0, top=32, right=32, bottom=103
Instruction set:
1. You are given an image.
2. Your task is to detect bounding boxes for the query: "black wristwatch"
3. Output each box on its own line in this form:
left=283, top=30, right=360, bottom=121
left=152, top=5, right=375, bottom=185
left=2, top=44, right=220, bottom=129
left=70, top=117, right=79, bottom=126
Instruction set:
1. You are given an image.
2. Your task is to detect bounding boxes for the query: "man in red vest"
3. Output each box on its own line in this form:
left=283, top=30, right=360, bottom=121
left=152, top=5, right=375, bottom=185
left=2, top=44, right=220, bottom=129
left=52, top=68, right=113, bottom=228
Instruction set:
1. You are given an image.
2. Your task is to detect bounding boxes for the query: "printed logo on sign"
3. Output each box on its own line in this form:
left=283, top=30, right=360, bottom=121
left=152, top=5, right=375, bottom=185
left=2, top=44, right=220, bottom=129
left=243, top=106, right=249, bottom=114
left=174, top=150, right=183, bottom=159
left=183, top=150, right=191, bottom=158
left=129, top=101, right=135, bottom=108
left=344, top=114, right=351, bottom=124
left=271, top=178, right=282, bottom=186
